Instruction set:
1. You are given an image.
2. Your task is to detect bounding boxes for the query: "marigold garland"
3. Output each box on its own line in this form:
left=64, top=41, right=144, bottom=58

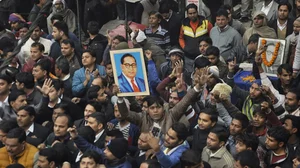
left=261, top=39, right=280, bottom=67
left=242, top=75, right=255, bottom=83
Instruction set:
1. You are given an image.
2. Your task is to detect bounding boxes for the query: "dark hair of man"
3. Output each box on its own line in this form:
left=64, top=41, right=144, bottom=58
left=186, top=3, right=198, bottom=12
left=149, top=11, right=163, bottom=20
left=56, top=56, right=70, bottom=74
left=51, top=79, right=62, bottom=91
left=89, top=112, right=106, bottom=125
left=220, top=4, right=232, bottom=12
left=267, top=126, right=290, bottom=147
left=53, top=103, right=69, bottom=114
left=216, top=8, right=229, bottom=18
left=6, top=164, right=25, bottom=168
left=78, top=126, right=95, bottom=143
left=87, top=21, right=100, bottom=35
left=113, top=35, right=126, bottom=42
left=248, top=34, right=261, bottom=44
left=8, top=89, right=26, bottom=105
left=61, top=39, right=75, bottom=48
left=277, top=63, right=293, bottom=75
left=83, top=49, right=97, bottom=58
left=80, top=150, right=102, bottom=164
left=55, top=114, right=73, bottom=128
left=33, top=59, right=51, bottom=74
left=16, top=72, right=35, bottom=89
left=233, top=113, right=249, bottom=130
left=120, top=53, right=136, bottom=64
left=236, top=150, right=260, bottom=168
left=51, top=142, right=69, bottom=166
left=180, top=149, right=202, bottom=166
left=0, top=74, right=12, bottom=84
left=146, top=96, right=164, bottom=107
left=283, top=115, right=300, bottom=137
left=39, top=148, right=58, bottom=166
left=0, top=119, right=18, bottom=134
left=141, top=159, right=161, bottom=168
left=6, top=127, right=26, bottom=143
left=159, top=2, right=171, bottom=14
left=287, top=88, right=300, bottom=101
left=87, top=85, right=100, bottom=100
left=199, top=36, right=213, bottom=46
left=205, top=46, right=220, bottom=57
left=235, top=133, right=259, bottom=151
left=171, top=122, right=188, bottom=141
left=18, top=22, right=29, bottom=30
left=31, top=42, right=45, bottom=52
left=278, top=1, right=292, bottom=12
left=253, top=105, right=267, bottom=119
left=210, top=127, right=229, bottom=143
left=199, top=108, right=218, bottom=123
left=50, top=14, right=64, bottom=23
left=101, top=77, right=108, bottom=88
left=18, top=105, right=36, bottom=117
left=106, top=129, right=124, bottom=138
left=53, top=21, right=69, bottom=38
left=87, top=100, right=102, bottom=112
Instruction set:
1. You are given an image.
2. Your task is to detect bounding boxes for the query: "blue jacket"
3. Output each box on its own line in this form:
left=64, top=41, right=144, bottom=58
left=156, top=140, right=189, bottom=168
left=72, top=65, right=106, bottom=96
left=147, top=60, right=161, bottom=95
left=118, top=73, right=145, bottom=92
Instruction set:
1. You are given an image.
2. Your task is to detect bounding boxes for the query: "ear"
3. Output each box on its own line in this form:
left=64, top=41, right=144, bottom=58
left=59, top=31, right=64, bottom=37
left=8, top=83, right=12, bottom=90
left=278, top=142, right=284, bottom=148
left=246, top=147, right=252, bottom=151
left=211, top=121, right=216, bottom=128
left=298, top=100, right=300, bottom=106
left=30, top=115, right=35, bottom=122
left=98, top=123, right=103, bottom=130
left=277, top=73, right=280, bottom=78
left=43, top=70, right=47, bottom=76
left=20, top=83, right=25, bottom=89
left=92, top=57, right=96, bottom=62
left=292, top=128, right=298, bottom=134
left=49, top=161, right=55, bottom=168
left=219, top=141, right=225, bottom=147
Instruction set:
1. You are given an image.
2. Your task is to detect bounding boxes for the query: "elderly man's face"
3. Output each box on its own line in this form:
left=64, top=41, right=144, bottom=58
left=121, top=56, right=137, bottom=79
left=294, top=21, right=300, bottom=35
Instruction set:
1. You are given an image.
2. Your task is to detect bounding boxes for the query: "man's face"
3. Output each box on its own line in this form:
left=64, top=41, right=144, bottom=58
left=61, top=43, right=74, bottom=57
left=227, top=9, right=232, bottom=21
left=283, top=119, right=296, bottom=135
left=11, top=95, right=27, bottom=112
left=297, top=0, right=300, bottom=10
left=293, top=21, right=300, bottom=35
left=164, top=128, right=181, bottom=149
left=170, top=54, right=181, bottom=65
left=32, top=65, right=46, bottom=81
left=187, top=8, right=198, bottom=22
left=5, top=138, right=24, bottom=156
left=148, top=103, right=164, bottom=121
left=31, top=27, right=41, bottom=41
left=278, top=69, right=292, bottom=86
left=80, top=157, right=97, bottom=168
left=235, top=140, right=247, bottom=154
left=104, top=147, right=117, bottom=160
left=285, top=92, right=299, bottom=113
left=161, top=11, right=171, bottom=20
left=216, top=15, right=229, bottom=29
left=10, top=21, right=19, bottom=31
left=278, top=5, right=289, bottom=20
left=30, top=46, right=43, bottom=61
left=37, top=155, right=52, bottom=168
left=121, top=56, right=137, bottom=79
left=114, top=105, right=122, bottom=120
left=48, top=87, right=60, bottom=102
left=82, top=52, right=96, bottom=67
left=135, top=95, right=145, bottom=105
left=111, top=39, right=120, bottom=50
left=105, top=64, right=113, bottom=77
left=54, top=1, right=64, bottom=12
left=52, top=27, right=62, bottom=41
left=17, top=109, right=33, bottom=128
left=207, top=55, right=218, bottom=65
left=199, top=41, right=209, bottom=55
left=53, top=116, right=68, bottom=137
left=19, top=27, right=29, bottom=39
left=52, top=107, right=65, bottom=122
left=198, top=113, right=215, bottom=130
left=138, top=133, right=150, bottom=150
left=253, top=16, right=264, bottom=27
left=252, top=113, right=266, bottom=127
left=96, top=89, right=107, bottom=103
left=55, top=64, right=62, bottom=78
left=265, top=135, right=280, bottom=150
left=249, top=83, right=262, bottom=99
left=293, top=157, right=300, bottom=168
left=87, top=117, right=102, bottom=133
left=169, top=92, right=180, bottom=108
left=149, top=14, right=160, bottom=28
left=234, top=160, right=244, bottom=168
left=206, top=75, right=217, bottom=88
left=247, top=42, right=258, bottom=53
left=206, top=132, right=221, bottom=151
left=0, top=130, right=7, bottom=144
left=84, top=104, right=96, bottom=120
left=229, top=119, right=243, bottom=136
left=0, top=79, right=10, bottom=95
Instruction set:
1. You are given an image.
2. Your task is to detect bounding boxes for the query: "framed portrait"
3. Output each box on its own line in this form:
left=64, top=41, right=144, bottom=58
left=258, top=37, right=286, bottom=77
left=110, top=48, right=150, bottom=96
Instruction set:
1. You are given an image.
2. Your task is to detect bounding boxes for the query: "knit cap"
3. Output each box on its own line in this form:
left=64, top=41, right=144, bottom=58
left=168, top=48, right=184, bottom=58
left=211, top=83, right=232, bottom=100
left=107, top=138, right=128, bottom=159
left=208, top=66, right=219, bottom=78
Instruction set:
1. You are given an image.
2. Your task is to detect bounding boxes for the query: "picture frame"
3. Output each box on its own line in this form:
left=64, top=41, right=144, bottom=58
left=110, top=48, right=150, bottom=96
left=257, top=37, right=286, bottom=77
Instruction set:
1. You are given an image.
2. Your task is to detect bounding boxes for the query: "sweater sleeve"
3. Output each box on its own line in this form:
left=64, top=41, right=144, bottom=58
left=148, top=60, right=161, bottom=93
left=72, top=70, right=87, bottom=96
left=73, top=135, right=104, bottom=155
left=156, top=76, right=173, bottom=101
left=135, top=3, right=144, bottom=23
left=155, top=145, right=188, bottom=168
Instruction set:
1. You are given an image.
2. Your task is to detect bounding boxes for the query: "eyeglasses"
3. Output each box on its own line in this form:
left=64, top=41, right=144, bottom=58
left=123, top=63, right=137, bottom=69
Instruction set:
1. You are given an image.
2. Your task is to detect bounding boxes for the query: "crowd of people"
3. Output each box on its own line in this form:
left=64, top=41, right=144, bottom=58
left=2, top=0, right=300, bottom=168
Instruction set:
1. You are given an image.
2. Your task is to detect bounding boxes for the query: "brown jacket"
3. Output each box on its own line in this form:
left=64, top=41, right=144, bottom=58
left=118, top=88, right=200, bottom=134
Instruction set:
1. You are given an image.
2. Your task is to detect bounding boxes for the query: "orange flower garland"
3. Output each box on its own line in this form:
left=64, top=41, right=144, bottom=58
left=261, top=39, right=280, bottom=67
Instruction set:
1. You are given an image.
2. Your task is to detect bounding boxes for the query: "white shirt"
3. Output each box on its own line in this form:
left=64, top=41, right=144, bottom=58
left=26, top=123, right=34, bottom=136
left=261, top=0, right=274, bottom=16
left=94, top=129, right=105, bottom=143
left=0, top=96, right=9, bottom=109
left=277, top=20, right=288, bottom=31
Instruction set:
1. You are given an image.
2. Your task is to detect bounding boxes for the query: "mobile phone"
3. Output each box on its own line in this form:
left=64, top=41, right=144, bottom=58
left=151, top=126, right=161, bottom=138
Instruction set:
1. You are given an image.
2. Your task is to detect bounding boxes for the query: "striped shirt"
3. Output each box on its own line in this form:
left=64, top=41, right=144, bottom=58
left=144, top=25, right=171, bottom=50
left=115, top=122, right=130, bottom=140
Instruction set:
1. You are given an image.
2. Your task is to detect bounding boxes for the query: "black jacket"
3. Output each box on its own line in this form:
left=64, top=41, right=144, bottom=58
left=26, top=123, right=50, bottom=147
left=265, top=146, right=295, bottom=168
left=86, top=34, right=108, bottom=64
left=161, top=12, right=183, bottom=47
left=268, top=18, right=294, bottom=38
left=228, top=44, right=255, bottom=64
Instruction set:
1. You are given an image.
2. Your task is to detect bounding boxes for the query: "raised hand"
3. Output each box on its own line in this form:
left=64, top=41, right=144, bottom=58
left=92, top=69, right=99, bottom=77
left=147, top=133, right=160, bottom=153
left=256, top=44, right=267, bottom=57
left=175, top=60, right=183, bottom=75
left=67, top=126, right=78, bottom=140
left=145, top=50, right=152, bottom=60
left=195, top=67, right=212, bottom=90
left=106, top=30, right=112, bottom=46
left=228, top=57, right=236, bottom=72
left=36, top=78, right=53, bottom=96
left=261, top=101, right=271, bottom=114
left=175, top=73, right=184, bottom=91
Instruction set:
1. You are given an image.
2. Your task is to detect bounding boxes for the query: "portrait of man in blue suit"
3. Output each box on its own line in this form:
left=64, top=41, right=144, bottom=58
left=118, top=53, right=146, bottom=93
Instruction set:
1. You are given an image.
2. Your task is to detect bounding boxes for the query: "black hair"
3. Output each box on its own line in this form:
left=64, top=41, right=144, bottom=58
left=199, top=36, right=213, bottom=46
left=149, top=11, right=163, bottom=20
left=233, top=113, right=249, bottom=130
left=39, top=148, right=58, bottom=166
left=50, top=14, right=64, bottom=23
left=6, top=127, right=26, bottom=143
left=31, top=42, right=45, bottom=52
left=216, top=8, right=229, bottom=18
left=186, top=3, right=197, bottom=12
left=235, top=150, right=260, bottom=168
left=106, top=129, right=124, bottom=138
left=77, top=126, right=95, bottom=144
left=89, top=112, right=106, bottom=125
left=277, top=63, right=293, bottom=75
left=235, top=132, right=259, bottom=151
left=248, top=34, right=261, bottom=44
left=180, top=149, right=202, bottom=167
left=0, top=119, right=18, bottom=134
left=80, top=150, right=102, bottom=164
left=159, top=2, right=171, bottom=13
left=199, top=108, right=218, bottom=123
left=146, top=96, right=164, bottom=107
left=253, top=105, right=267, bottom=119
left=61, top=39, right=75, bottom=48
left=87, top=85, right=101, bottom=100
left=8, top=90, right=26, bottom=106
left=120, top=53, right=136, bottom=64
left=33, top=59, right=51, bottom=74
left=54, top=114, right=73, bottom=128
left=18, top=105, right=36, bottom=117
left=6, top=164, right=25, bottom=168
left=220, top=4, right=232, bottom=12
left=267, top=126, right=290, bottom=147
left=141, top=159, right=161, bottom=168
left=18, top=22, right=29, bottom=30
left=86, top=100, right=102, bottom=112
left=52, top=142, right=69, bottom=166
left=0, top=74, right=12, bottom=84
left=83, top=49, right=97, bottom=58
left=16, top=72, right=35, bottom=89
left=113, top=35, right=126, bottom=42
left=205, top=46, right=220, bottom=57
left=171, top=122, right=188, bottom=141
left=53, top=21, right=69, bottom=38
left=56, top=56, right=70, bottom=74
left=283, top=115, right=300, bottom=137
left=53, top=103, right=69, bottom=114
left=210, top=127, right=229, bottom=143
left=51, top=79, right=62, bottom=91
left=87, top=21, right=100, bottom=35
left=287, top=88, right=300, bottom=101
left=278, top=1, right=292, bottom=12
